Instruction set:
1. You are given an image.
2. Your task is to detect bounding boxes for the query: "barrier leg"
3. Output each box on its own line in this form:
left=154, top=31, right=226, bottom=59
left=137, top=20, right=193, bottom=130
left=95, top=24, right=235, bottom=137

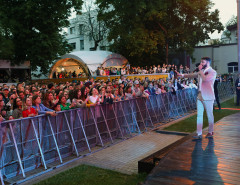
left=135, top=99, right=147, bottom=131
left=147, top=97, right=158, bottom=125
left=143, top=99, right=154, bottom=127
left=178, top=91, right=188, bottom=114
left=119, top=102, right=132, bottom=136
left=167, top=93, right=176, bottom=119
left=127, top=101, right=141, bottom=134
left=111, top=104, right=124, bottom=139
left=0, top=170, right=4, bottom=185
left=156, top=95, right=166, bottom=123
left=176, top=91, right=185, bottom=116
left=172, top=93, right=181, bottom=118
left=76, top=111, right=91, bottom=153
left=90, top=108, right=104, bottom=147
left=186, top=89, right=194, bottom=110
left=9, top=123, right=26, bottom=178
left=190, top=89, right=197, bottom=110
left=63, top=113, right=79, bottom=156
left=47, top=117, right=63, bottom=163
left=100, top=106, right=114, bottom=143
left=160, top=94, right=170, bottom=122
left=31, top=119, right=47, bottom=170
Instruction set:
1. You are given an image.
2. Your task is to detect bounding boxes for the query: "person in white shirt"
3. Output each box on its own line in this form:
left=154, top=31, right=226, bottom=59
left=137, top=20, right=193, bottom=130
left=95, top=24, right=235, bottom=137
left=121, top=68, right=126, bottom=75
left=100, top=67, right=104, bottom=76
left=188, top=80, right=198, bottom=89
left=89, top=88, right=100, bottom=105
left=178, top=57, right=217, bottom=139
left=154, top=84, right=161, bottom=94
left=153, top=65, right=157, bottom=73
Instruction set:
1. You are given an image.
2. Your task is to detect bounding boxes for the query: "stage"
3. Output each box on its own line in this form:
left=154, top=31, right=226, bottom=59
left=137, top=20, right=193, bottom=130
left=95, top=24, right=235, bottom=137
left=143, top=112, right=240, bottom=185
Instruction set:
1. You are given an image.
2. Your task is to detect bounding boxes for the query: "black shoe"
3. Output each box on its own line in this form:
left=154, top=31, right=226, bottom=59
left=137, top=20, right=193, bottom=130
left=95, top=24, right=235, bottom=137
left=192, top=135, right=202, bottom=140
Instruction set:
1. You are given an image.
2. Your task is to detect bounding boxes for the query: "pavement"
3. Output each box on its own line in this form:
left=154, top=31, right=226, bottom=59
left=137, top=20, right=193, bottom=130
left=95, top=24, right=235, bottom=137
left=22, top=131, right=183, bottom=185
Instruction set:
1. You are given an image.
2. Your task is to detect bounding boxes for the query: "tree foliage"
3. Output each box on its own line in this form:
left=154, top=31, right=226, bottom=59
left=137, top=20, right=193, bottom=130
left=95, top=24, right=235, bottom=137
left=0, top=0, right=83, bottom=75
left=226, top=15, right=237, bottom=27
left=96, top=0, right=224, bottom=66
left=81, top=0, right=108, bottom=50
left=222, top=16, right=237, bottom=44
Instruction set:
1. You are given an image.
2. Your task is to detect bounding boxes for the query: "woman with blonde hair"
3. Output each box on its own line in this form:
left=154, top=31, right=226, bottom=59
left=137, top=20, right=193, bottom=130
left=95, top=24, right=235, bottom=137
left=22, top=96, right=37, bottom=118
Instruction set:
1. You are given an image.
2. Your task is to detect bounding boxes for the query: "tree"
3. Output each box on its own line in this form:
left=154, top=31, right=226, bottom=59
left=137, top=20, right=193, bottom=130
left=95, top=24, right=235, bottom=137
left=226, top=15, right=237, bottom=27
left=96, top=0, right=223, bottom=66
left=0, top=0, right=83, bottom=75
left=81, top=0, right=108, bottom=50
left=210, top=39, right=223, bottom=45
left=222, top=16, right=237, bottom=43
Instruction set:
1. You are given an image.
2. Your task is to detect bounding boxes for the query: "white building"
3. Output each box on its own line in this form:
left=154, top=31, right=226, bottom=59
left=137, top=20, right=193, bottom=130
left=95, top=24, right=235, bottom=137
left=221, top=24, right=238, bottom=44
left=66, top=10, right=110, bottom=52
left=192, top=43, right=238, bottom=74
left=191, top=23, right=238, bottom=75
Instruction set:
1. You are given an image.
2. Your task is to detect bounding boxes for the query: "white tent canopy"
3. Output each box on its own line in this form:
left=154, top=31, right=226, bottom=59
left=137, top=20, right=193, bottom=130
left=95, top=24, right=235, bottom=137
left=55, top=51, right=128, bottom=76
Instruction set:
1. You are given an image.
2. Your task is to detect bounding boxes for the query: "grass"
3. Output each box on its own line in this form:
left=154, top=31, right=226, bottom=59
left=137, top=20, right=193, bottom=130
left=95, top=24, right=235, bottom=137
left=35, top=165, right=147, bottom=185
left=164, top=98, right=240, bottom=133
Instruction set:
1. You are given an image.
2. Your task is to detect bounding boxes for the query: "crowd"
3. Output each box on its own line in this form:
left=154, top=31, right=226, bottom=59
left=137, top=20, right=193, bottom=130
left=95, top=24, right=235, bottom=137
left=52, top=64, right=191, bottom=79
left=0, top=73, right=201, bottom=122
left=95, top=64, right=191, bottom=76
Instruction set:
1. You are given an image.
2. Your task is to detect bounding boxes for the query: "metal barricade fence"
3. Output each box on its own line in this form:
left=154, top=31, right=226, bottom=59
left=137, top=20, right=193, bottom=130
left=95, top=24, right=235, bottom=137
left=2, top=87, right=227, bottom=184
left=217, top=82, right=234, bottom=101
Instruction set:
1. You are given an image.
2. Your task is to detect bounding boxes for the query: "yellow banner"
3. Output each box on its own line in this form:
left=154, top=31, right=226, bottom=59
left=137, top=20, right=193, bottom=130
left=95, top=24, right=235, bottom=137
left=31, top=74, right=169, bottom=84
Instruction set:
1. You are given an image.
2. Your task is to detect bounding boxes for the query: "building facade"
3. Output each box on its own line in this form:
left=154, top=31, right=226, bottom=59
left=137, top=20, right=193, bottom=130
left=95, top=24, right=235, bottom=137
left=191, top=23, right=238, bottom=75
left=192, top=43, right=238, bottom=74
left=66, top=10, right=110, bottom=52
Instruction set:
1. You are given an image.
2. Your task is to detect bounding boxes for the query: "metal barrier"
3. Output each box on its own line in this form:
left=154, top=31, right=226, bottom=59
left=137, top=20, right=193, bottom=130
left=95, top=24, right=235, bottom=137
left=0, top=82, right=233, bottom=184
left=217, top=81, right=234, bottom=101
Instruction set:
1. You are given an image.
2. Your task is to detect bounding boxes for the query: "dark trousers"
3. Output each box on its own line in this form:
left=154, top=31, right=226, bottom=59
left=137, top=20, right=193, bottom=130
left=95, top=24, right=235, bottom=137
left=237, top=90, right=240, bottom=105
left=214, top=92, right=221, bottom=109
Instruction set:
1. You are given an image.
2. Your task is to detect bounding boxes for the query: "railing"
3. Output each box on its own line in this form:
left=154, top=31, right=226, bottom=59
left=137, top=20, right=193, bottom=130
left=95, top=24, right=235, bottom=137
left=0, top=82, right=233, bottom=184
left=217, top=81, right=235, bottom=101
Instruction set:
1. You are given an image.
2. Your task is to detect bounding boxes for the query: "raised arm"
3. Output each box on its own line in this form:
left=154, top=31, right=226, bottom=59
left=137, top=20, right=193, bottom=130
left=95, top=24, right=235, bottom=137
left=177, top=71, right=198, bottom=79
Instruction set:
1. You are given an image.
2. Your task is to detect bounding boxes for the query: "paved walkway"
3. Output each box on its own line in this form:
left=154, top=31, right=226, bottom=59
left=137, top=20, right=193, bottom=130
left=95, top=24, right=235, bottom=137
left=22, top=131, right=183, bottom=185
left=80, top=132, right=183, bottom=175
left=144, top=112, right=240, bottom=185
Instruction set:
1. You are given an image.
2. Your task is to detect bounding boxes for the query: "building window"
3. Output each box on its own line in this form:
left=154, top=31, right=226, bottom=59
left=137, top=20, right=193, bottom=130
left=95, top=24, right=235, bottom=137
left=80, top=40, right=84, bottom=50
left=70, top=43, right=76, bottom=49
left=228, top=62, right=238, bottom=73
left=79, top=24, right=84, bottom=35
left=70, top=27, right=75, bottom=34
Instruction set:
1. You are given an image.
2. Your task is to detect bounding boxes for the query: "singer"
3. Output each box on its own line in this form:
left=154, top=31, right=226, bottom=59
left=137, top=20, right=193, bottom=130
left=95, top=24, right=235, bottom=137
left=177, top=57, right=217, bottom=139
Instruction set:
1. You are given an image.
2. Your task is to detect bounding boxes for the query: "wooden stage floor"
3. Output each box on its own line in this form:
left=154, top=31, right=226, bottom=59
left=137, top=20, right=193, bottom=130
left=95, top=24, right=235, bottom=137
left=144, top=112, right=240, bottom=185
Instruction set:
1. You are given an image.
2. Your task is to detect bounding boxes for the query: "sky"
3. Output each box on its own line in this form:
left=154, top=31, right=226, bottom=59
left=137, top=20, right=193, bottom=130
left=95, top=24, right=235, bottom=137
left=209, top=0, right=237, bottom=39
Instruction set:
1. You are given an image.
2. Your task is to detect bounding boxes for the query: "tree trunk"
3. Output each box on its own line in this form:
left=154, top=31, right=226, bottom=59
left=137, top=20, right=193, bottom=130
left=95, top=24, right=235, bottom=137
left=166, top=41, right=169, bottom=65
left=90, top=40, right=99, bottom=51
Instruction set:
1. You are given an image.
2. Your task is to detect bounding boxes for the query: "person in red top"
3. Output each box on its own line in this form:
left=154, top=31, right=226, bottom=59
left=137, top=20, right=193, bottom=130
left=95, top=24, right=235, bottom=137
left=22, top=96, right=37, bottom=117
